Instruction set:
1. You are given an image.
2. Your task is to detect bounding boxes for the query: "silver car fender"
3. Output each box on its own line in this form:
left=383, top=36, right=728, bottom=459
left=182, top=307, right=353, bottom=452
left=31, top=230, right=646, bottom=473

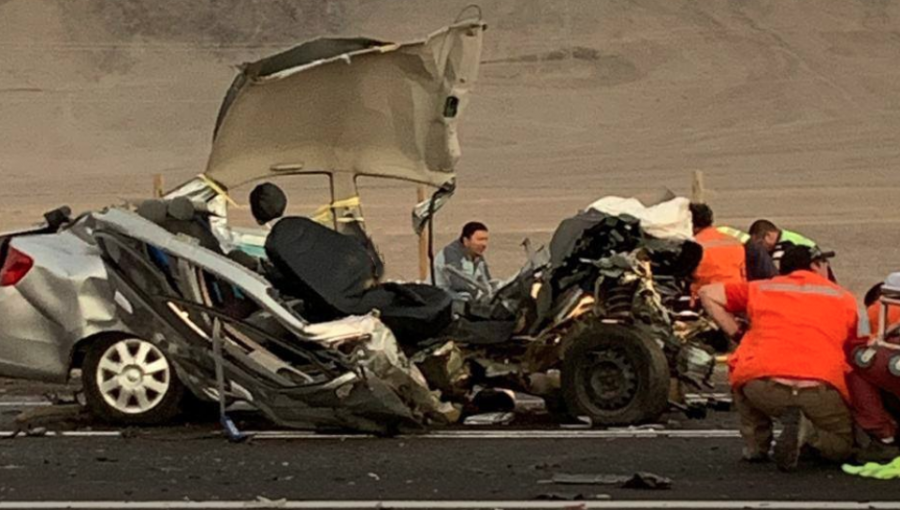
left=1, top=225, right=129, bottom=381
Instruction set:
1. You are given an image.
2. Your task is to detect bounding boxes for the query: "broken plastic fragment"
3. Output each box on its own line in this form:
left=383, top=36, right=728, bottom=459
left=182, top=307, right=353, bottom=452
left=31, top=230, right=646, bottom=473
left=463, top=412, right=514, bottom=426
left=543, top=472, right=672, bottom=490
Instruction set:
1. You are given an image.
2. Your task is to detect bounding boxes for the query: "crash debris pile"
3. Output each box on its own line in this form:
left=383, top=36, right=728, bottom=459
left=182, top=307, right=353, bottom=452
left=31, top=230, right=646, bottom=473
left=80, top=186, right=720, bottom=435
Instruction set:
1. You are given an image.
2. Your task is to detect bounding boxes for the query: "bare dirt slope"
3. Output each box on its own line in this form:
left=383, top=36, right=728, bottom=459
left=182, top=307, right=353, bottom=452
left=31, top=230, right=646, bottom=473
left=1, top=0, right=899, bottom=294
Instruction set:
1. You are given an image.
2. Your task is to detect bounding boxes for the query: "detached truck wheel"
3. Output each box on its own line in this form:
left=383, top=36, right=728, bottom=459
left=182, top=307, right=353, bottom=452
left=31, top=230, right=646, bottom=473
left=561, top=322, right=670, bottom=426
left=82, top=336, right=185, bottom=425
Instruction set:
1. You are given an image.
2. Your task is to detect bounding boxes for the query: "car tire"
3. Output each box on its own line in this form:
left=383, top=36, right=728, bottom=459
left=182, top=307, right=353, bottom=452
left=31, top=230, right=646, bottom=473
left=82, top=336, right=185, bottom=425
left=561, top=321, right=670, bottom=426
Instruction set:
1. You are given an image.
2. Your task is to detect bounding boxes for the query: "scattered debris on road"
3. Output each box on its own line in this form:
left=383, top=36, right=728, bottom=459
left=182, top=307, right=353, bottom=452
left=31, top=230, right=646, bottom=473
left=534, top=492, right=611, bottom=501
left=2, top=404, right=89, bottom=439
left=541, top=471, right=672, bottom=490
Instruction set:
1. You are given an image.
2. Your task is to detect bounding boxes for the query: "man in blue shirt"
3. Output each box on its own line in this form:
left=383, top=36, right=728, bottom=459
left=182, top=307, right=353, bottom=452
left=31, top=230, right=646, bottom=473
left=433, top=221, right=492, bottom=299
left=745, top=219, right=780, bottom=281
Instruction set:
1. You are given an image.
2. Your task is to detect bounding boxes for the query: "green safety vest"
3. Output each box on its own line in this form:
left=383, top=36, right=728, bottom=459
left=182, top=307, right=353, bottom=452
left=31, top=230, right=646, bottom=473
left=716, top=226, right=816, bottom=247
left=779, top=229, right=816, bottom=247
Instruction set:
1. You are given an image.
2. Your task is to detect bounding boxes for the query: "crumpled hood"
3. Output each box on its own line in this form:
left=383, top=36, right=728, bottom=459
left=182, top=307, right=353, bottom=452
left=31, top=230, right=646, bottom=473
left=204, top=20, right=485, bottom=190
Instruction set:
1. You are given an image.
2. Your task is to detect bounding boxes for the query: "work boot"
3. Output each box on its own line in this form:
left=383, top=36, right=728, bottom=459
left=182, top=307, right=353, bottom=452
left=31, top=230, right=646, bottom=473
left=855, top=436, right=900, bottom=464
left=774, top=407, right=803, bottom=472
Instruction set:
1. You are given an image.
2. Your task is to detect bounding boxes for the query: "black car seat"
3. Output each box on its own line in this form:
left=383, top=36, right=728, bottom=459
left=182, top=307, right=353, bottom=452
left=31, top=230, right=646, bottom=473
left=264, top=216, right=452, bottom=346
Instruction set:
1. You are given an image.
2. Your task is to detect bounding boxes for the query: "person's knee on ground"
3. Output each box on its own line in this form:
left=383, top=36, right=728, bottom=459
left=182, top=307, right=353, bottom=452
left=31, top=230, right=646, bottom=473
left=800, top=402, right=854, bottom=463
left=804, top=422, right=854, bottom=463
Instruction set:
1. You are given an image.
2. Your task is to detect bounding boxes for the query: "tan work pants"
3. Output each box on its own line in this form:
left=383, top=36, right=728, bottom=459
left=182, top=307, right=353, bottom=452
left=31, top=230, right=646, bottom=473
left=733, top=379, right=853, bottom=462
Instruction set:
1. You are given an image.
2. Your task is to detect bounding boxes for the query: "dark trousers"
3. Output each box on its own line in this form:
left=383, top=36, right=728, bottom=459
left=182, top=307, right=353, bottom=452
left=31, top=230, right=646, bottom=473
left=734, top=379, right=853, bottom=461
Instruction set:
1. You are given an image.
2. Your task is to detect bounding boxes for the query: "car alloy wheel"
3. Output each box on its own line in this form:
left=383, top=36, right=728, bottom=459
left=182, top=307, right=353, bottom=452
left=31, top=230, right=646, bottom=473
left=95, top=338, right=171, bottom=415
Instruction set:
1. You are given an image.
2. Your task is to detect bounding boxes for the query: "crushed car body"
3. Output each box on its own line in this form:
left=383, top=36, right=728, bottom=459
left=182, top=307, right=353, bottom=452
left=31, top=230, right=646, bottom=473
left=429, top=199, right=713, bottom=425
left=90, top=208, right=454, bottom=433
left=87, top=195, right=713, bottom=432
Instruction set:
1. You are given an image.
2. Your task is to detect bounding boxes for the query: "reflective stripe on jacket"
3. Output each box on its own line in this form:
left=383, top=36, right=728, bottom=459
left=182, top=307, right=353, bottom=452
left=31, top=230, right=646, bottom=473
left=717, top=226, right=750, bottom=243
left=724, top=270, right=859, bottom=400
left=693, top=227, right=746, bottom=291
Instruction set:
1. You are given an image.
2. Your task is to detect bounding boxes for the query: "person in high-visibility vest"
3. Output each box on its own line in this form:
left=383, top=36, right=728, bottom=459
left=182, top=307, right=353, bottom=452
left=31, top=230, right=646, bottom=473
left=720, top=220, right=820, bottom=281
left=699, top=245, right=859, bottom=471
left=718, top=223, right=817, bottom=249
left=690, top=203, right=745, bottom=295
left=779, top=230, right=817, bottom=248
left=717, top=226, right=750, bottom=244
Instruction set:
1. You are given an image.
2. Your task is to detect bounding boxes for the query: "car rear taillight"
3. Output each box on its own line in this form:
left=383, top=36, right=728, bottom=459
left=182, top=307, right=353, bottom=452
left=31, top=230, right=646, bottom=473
left=0, top=248, right=34, bottom=287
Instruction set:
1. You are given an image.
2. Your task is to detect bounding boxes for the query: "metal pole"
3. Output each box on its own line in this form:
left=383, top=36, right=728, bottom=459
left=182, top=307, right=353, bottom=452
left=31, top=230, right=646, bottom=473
left=152, top=174, right=164, bottom=198
left=691, top=170, right=706, bottom=203
left=417, top=186, right=430, bottom=282
left=211, top=319, right=245, bottom=442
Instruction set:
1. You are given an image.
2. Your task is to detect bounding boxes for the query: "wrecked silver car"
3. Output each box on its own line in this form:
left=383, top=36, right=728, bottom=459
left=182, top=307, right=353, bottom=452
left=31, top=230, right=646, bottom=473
left=90, top=190, right=712, bottom=431
left=0, top=19, right=486, bottom=426
left=91, top=208, right=454, bottom=434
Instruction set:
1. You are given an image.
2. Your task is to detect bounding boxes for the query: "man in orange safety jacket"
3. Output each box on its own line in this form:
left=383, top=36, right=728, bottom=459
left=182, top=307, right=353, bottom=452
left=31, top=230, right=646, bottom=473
left=690, top=203, right=745, bottom=295
left=699, top=245, right=860, bottom=471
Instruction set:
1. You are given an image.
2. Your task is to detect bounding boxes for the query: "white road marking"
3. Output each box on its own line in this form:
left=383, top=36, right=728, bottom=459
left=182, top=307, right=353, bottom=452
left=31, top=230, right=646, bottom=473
left=0, top=429, right=745, bottom=440
left=0, top=501, right=896, bottom=509
left=0, top=431, right=120, bottom=437
left=245, top=429, right=743, bottom=440
left=0, top=401, right=51, bottom=407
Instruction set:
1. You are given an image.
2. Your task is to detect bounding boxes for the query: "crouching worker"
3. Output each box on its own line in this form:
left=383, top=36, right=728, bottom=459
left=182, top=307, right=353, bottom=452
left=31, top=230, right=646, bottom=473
left=846, top=278, right=900, bottom=461
left=700, top=245, right=858, bottom=471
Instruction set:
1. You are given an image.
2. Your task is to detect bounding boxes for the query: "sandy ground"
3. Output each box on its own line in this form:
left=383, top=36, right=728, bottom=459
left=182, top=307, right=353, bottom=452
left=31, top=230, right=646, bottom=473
left=1, top=0, right=899, bottom=295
